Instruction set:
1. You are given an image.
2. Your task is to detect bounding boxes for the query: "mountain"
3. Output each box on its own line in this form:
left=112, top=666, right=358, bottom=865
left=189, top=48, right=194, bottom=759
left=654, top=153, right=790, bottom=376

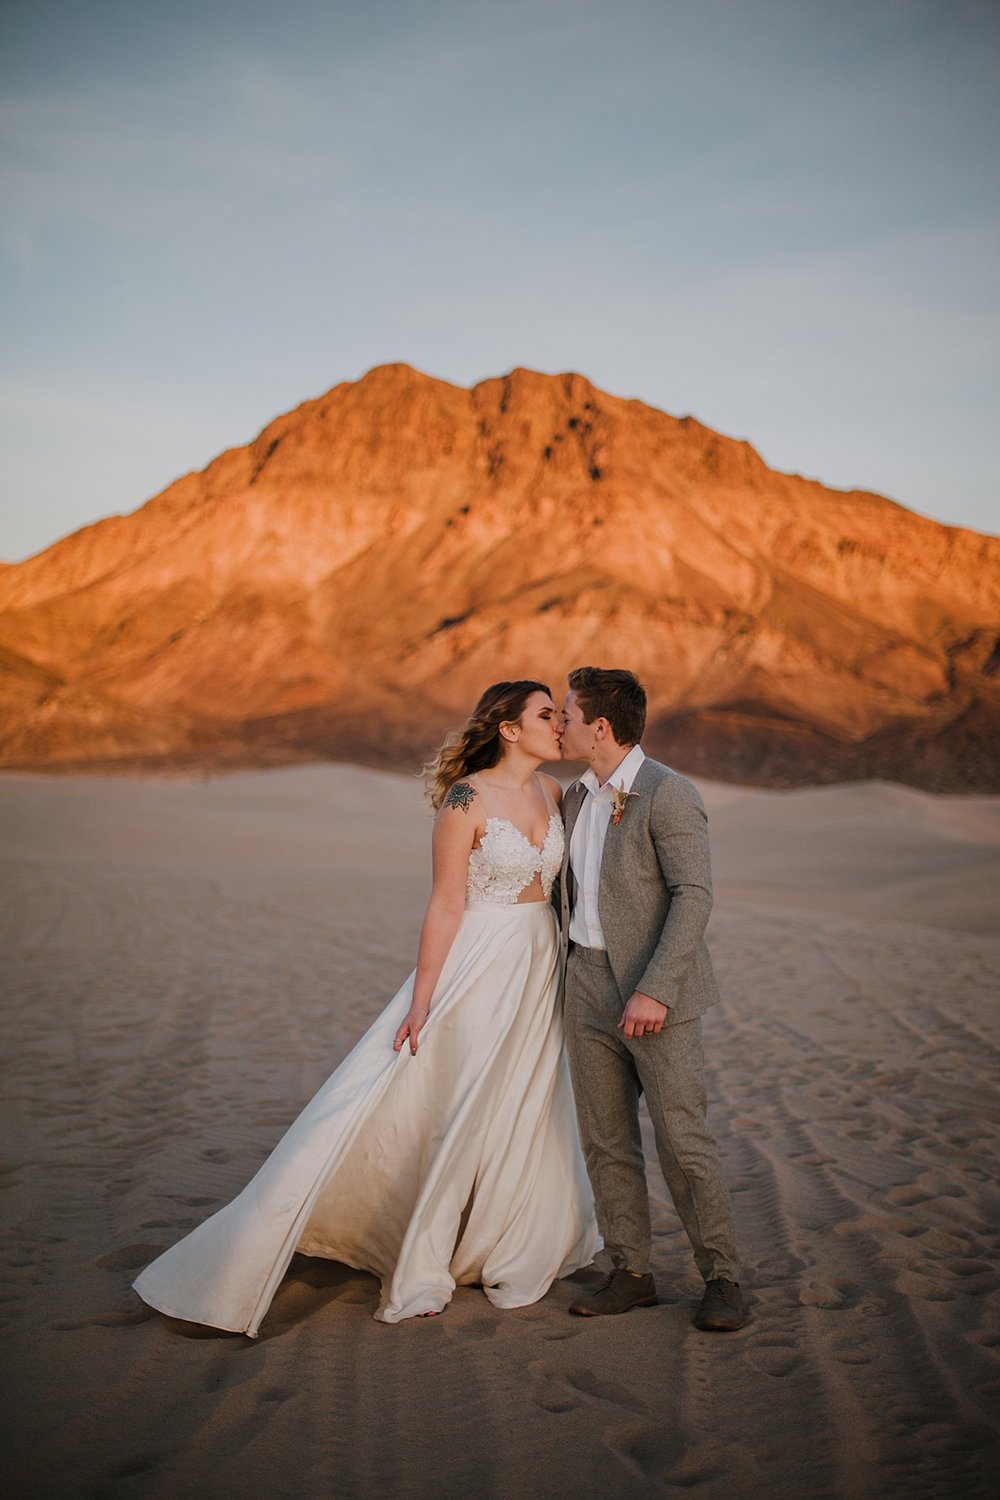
left=1, top=363, right=997, bottom=789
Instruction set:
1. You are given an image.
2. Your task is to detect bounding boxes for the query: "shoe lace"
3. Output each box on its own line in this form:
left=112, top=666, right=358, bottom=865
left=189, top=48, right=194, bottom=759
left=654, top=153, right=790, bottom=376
left=711, top=1278, right=739, bottom=1306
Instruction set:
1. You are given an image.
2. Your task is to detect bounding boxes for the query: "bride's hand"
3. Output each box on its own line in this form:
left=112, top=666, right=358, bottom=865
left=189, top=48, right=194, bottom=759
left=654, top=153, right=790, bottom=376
left=393, top=1004, right=430, bottom=1055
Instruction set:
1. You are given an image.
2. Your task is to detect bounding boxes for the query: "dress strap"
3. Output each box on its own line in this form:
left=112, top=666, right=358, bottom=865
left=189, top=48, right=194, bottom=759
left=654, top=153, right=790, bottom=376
left=535, top=774, right=559, bottom=818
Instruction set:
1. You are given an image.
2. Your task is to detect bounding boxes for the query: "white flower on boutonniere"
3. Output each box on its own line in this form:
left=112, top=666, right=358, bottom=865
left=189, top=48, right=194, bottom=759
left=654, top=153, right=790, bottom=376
left=610, top=783, right=639, bottom=826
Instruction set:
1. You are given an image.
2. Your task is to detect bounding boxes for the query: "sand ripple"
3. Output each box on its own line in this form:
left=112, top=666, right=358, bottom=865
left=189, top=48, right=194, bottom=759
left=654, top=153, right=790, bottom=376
left=1, top=767, right=997, bottom=1498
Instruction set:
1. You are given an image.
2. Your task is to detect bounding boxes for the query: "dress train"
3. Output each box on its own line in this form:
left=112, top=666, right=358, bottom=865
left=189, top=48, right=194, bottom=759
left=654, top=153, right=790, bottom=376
left=133, top=901, right=597, bottom=1334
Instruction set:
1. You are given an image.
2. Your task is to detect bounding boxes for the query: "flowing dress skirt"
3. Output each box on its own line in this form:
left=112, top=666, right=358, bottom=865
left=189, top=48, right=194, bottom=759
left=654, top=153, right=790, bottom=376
left=133, top=902, right=598, bottom=1334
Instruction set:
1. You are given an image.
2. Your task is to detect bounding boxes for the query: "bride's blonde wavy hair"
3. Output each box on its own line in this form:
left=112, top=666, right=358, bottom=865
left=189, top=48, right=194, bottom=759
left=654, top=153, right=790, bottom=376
left=424, top=680, right=552, bottom=809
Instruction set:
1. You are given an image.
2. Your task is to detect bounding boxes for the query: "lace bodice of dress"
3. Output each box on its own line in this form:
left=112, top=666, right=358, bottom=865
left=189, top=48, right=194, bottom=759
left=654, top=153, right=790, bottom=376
left=466, top=814, right=564, bottom=907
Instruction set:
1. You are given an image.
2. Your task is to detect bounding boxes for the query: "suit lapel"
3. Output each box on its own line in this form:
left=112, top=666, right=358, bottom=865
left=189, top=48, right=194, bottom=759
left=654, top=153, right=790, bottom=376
left=563, top=779, right=587, bottom=848
left=598, top=758, right=656, bottom=903
left=561, top=780, right=586, bottom=906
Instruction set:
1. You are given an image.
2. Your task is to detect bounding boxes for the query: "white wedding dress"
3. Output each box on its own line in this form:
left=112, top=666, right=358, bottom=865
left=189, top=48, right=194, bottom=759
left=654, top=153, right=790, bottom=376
left=133, top=786, right=598, bottom=1334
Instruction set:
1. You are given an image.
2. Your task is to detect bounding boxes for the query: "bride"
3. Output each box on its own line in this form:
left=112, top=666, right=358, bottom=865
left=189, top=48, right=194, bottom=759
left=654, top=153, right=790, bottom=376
left=134, top=680, right=598, bottom=1333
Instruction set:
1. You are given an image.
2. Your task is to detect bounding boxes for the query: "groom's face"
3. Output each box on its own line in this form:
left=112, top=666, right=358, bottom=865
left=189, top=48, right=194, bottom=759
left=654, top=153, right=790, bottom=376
left=557, top=692, right=594, bottom=762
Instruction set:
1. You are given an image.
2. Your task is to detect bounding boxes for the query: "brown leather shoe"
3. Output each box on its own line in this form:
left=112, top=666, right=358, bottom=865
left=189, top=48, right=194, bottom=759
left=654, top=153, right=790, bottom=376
left=694, top=1277, right=743, bottom=1331
left=569, top=1269, right=657, bottom=1317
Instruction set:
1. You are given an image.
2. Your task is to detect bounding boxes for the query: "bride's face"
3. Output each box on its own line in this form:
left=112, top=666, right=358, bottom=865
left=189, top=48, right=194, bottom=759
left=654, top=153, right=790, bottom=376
left=502, top=691, right=561, bottom=762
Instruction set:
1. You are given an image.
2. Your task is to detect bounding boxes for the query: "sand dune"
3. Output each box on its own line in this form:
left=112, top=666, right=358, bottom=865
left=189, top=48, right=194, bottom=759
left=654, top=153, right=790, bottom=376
left=1, top=767, right=998, bottom=1499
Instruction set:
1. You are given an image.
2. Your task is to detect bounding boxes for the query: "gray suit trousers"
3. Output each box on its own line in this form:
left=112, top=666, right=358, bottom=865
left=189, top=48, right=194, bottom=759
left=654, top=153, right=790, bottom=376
left=564, top=944, right=739, bottom=1282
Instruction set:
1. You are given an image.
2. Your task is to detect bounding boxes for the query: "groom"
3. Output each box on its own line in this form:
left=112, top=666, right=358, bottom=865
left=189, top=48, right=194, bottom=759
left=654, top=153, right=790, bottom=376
left=556, top=666, right=742, bottom=1331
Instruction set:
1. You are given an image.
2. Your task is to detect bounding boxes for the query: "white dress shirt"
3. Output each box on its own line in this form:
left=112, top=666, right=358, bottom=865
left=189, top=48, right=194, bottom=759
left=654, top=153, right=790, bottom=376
left=568, top=744, right=646, bottom=949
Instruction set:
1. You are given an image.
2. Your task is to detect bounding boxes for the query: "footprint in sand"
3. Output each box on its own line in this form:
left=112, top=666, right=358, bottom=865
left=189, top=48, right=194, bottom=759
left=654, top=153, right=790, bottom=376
left=457, top=1314, right=498, bottom=1338
left=831, top=1345, right=873, bottom=1365
left=894, top=1270, right=955, bottom=1302
left=887, top=1188, right=935, bottom=1212
left=601, top=1422, right=667, bottom=1479
left=920, top=1229, right=971, bottom=1256
left=528, top=1360, right=646, bottom=1416
left=798, top=1277, right=862, bottom=1310
left=95, top=1243, right=165, bottom=1272
left=756, top=1251, right=806, bottom=1285
left=515, top=1308, right=578, bottom=1344
left=108, top=1454, right=163, bottom=1481
left=745, top=1334, right=802, bottom=1378
left=603, top=1421, right=729, bottom=1485
left=258, top=1386, right=295, bottom=1405
left=941, top=1260, right=1000, bottom=1294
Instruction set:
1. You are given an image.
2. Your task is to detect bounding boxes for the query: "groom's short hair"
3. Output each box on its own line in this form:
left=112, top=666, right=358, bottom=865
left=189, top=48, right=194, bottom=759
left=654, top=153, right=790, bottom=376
left=568, top=667, right=646, bottom=746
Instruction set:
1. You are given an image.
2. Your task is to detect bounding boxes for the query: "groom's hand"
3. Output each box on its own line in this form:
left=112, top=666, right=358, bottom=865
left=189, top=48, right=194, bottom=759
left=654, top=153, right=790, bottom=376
left=618, top=991, right=669, bottom=1038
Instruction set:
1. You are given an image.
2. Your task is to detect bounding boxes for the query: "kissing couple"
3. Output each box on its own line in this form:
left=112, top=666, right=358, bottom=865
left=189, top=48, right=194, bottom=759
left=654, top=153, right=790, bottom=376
left=135, top=668, right=743, bottom=1335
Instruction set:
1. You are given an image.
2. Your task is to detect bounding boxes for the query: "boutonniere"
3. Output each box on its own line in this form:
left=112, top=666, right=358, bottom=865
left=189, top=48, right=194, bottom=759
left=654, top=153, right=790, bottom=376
left=610, top=784, right=639, bottom=826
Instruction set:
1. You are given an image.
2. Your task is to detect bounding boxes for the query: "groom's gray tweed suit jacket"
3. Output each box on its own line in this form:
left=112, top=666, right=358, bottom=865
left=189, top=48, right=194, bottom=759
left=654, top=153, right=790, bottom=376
left=557, top=757, right=721, bottom=1026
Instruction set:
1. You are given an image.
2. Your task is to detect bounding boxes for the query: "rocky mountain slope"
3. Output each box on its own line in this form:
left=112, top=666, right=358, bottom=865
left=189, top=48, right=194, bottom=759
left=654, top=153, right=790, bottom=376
left=1, top=363, right=997, bottom=788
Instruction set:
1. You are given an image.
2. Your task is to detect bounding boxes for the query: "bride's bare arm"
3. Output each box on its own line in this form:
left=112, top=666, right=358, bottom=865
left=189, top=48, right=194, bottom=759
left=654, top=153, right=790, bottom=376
left=393, top=786, right=479, bottom=1055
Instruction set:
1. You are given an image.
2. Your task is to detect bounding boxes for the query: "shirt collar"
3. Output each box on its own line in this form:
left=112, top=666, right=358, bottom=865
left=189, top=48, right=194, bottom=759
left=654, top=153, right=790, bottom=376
left=579, top=744, right=646, bottom=798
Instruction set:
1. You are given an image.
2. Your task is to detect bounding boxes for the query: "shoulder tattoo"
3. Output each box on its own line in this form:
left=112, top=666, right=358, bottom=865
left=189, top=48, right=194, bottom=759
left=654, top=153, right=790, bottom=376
left=444, top=782, right=477, bottom=814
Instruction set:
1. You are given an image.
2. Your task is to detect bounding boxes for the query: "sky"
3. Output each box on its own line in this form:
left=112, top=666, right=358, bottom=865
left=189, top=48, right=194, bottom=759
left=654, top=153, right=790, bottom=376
left=2, top=0, right=998, bottom=562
